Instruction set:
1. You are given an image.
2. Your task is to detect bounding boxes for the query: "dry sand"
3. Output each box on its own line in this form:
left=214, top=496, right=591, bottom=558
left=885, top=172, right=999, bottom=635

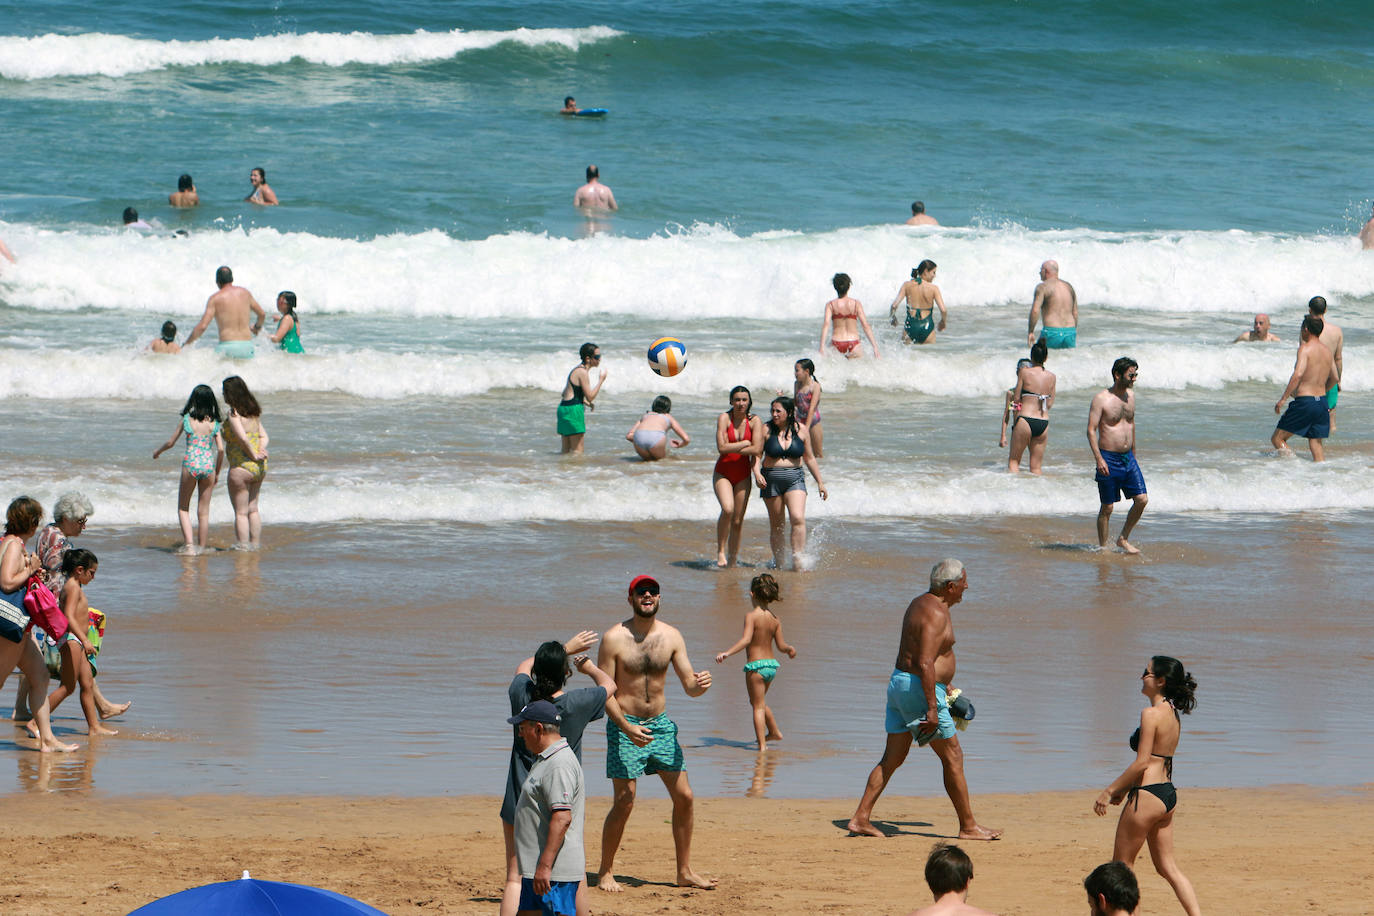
left=3, top=786, right=1371, bottom=914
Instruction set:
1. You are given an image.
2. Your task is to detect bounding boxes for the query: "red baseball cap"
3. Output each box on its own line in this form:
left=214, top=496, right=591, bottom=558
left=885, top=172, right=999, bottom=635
left=628, top=575, right=660, bottom=596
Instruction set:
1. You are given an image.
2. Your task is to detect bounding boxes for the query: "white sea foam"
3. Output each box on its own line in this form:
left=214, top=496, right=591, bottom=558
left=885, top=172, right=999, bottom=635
left=0, top=343, right=1362, bottom=402
left=0, top=27, right=623, bottom=80
left=2, top=222, right=1371, bottom=322
left=8, top=454, right=1372, bottom=527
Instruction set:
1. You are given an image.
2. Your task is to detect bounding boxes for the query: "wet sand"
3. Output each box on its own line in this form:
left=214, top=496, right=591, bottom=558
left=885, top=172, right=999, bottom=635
left=2, top=787, right=1371, bottom=915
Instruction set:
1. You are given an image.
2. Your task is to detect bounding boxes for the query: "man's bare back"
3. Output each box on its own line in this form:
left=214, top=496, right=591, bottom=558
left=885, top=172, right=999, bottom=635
left=1028, top=261, right=1077, bottom=344
left=574, top=181, right=618, bottom=212
left=185, top=268, right=265, bottom=347
left=909, top=897, right=998, bottom=916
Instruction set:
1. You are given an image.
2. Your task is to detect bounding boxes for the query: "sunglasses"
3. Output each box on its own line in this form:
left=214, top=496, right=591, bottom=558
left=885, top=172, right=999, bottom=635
left=634, top=585, right=660, bottom=596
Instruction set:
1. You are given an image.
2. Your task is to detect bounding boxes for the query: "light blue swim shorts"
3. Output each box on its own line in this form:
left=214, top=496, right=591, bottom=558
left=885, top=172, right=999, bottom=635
left=884, top=671, right=956, bottom=744
left=1040, top=326, right=1076, bottom=349
left=215, top=340, right=256, bottom=359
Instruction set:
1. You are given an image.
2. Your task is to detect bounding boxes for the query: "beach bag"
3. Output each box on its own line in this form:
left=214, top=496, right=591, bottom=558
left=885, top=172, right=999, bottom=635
left=0, top=593, right=26, bottom=643
left=23, top=576, right=68, bottom=640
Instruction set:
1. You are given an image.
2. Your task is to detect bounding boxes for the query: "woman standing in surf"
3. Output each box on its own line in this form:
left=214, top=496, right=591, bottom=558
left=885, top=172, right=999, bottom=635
left=712, top=386, right=764, bottom=567
left=819, top=273, right=881, bottom=358
left=889, top=259, right=947, bottom=344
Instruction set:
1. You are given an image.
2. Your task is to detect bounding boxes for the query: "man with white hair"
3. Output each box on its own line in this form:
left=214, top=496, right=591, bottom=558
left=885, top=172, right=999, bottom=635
left=847, top=559, right=1001, bottom=841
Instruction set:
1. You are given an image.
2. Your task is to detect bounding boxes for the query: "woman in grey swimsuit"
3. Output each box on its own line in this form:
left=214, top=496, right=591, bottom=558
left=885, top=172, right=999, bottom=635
left=1008, top=338, right=1056, bottom=473
left=624, top=395, right=690, bottom=461
left=755, top=397, right=826, bottom=571
left=1094, top=655, right=1201, bottom=916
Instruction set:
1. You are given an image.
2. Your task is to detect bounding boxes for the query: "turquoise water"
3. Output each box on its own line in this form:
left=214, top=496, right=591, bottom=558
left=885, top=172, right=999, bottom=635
left=4, top=0, right=1374, bottom=237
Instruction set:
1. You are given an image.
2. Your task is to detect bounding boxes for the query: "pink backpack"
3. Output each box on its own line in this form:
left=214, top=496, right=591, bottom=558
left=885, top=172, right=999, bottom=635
left=23, top=577, right=68, bottom=640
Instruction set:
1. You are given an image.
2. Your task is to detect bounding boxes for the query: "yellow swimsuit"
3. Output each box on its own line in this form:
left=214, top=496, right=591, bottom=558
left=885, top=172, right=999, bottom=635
left=226, top=414, right=266, bottom=480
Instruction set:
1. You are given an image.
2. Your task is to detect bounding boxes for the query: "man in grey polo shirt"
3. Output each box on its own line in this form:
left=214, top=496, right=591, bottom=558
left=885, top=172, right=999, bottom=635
left=510, top=700, right=585, bottom=916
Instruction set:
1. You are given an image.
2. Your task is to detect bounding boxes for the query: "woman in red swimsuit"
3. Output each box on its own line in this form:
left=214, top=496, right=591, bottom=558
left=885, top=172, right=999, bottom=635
left=713, top=386, right=764, bottom=568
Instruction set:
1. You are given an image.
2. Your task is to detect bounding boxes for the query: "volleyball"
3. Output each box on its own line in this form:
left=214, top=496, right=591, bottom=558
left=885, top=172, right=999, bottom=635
left=647, top=337, right=688, bottom=377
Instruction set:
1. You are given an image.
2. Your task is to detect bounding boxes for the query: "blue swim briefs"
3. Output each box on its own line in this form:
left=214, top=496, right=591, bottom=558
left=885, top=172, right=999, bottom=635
left=1277, top=395, right=1330, bottom=439
left=743, top=658, right=780, bottom=684
left=518, top=878, right=577, bottom=916
left=1040, top=326, right=1076, bottom=349
left=884, top=671, right=956, bottom=744
left=1095, top=449, right=1146, bottom=504
left=214, top=340, right=256, bottom=359
left=606, top=712, right=684, bottom=779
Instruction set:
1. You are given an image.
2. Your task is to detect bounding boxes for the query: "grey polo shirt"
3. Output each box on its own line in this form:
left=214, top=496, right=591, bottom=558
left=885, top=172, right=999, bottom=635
left=513, top=737, right=586, bottom=882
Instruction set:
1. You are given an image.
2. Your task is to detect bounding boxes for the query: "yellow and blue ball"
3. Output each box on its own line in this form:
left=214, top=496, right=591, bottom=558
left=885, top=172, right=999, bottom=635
left=647, top=337, right=688, bottom=377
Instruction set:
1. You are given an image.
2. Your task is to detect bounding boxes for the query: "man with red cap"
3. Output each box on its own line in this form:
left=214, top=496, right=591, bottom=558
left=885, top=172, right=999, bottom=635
left=595, top=574, right=716, bottom=893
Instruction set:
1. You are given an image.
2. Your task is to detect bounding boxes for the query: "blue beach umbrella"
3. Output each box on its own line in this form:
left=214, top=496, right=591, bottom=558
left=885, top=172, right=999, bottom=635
left=127, top=871, right=390, bottom=915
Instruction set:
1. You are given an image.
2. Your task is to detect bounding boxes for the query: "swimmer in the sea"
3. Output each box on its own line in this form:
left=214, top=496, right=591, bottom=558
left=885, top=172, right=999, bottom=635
left=561, top=96, right=580, bottom=114
left=890, top=259, right=947, bottom=344
left=149, top=321, right=181, bottom=354
left=245, top=167, right=278, bottom=206
left=169, top=173, right=199, bottom=208
left=1233, top=313, right=1279, bottom=343
left=820, top=273, right=880, bottom=359
left=625, top=395, right=690, bottom=461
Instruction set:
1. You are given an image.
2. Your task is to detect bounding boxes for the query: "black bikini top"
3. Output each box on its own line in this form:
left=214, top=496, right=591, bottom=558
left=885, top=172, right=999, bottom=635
left=1130, top=727, right=1174, bottom=781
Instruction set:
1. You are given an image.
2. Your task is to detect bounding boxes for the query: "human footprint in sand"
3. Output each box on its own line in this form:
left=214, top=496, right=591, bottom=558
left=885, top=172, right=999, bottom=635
left=715, top=574, right=795, bottom=752
left=596, top=575, right=717, bottom=892
left=847, top=560, right=1001, bottom=842
left=0, top=497, right=78, bottom=753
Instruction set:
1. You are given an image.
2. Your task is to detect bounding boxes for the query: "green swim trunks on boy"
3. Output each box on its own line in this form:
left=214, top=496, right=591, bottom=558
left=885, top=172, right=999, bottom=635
left=743, top=658, right=779, bottom=684
left=606, top=713, right=684, bottom=779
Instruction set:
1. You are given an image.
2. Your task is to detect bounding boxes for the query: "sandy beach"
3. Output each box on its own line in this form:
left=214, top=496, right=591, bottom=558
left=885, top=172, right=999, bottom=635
left=2, top=786, right=1370, bottom=914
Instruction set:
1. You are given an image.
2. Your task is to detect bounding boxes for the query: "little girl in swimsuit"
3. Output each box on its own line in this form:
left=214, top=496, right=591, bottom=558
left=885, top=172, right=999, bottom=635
left=152, top=384, right=224, bottom=554
left=222, top=375, right=270, bottom=550
left=714, top=574, right=796, bottom=752
left=41, top=548, right=116, bottom=736
left=624, top=395, right=691, bottom=461
left=792, top=359, right=824, bottom=459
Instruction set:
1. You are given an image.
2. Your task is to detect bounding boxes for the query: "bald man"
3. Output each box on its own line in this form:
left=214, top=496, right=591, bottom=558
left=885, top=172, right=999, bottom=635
left=1234, top=313, right=1280, bottom=342
left=1027, top=260, right=1077, bottom=348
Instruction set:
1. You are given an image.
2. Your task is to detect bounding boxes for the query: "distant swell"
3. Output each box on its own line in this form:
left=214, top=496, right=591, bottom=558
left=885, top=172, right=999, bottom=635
left=0, top=26, right=622, bottom=80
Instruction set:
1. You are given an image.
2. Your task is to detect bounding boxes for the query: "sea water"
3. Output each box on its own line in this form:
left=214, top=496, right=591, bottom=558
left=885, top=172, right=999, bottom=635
left=1, top=0, right=1372, bottom=797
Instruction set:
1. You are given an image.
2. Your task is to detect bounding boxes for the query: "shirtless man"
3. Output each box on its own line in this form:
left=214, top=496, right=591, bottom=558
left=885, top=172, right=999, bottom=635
left=596, top=576, right=716, bottom=892
left=820, top=272, right=881, bottom=358
left=1087, top=357, right=1146, bottom=554
left=169, top=173, right=199, bottom=208
left=906, top=201, right=939, bottom=226
left=1027, top=260, right=1078, bottom=348
left=1233, top=312, right=1279, bottom=342
left=573, top=165, right=617, bottom=212
left=1273, top=315, right=1339, bottom=462
left=245, top=167, right=278, bottom=206
left=847, top=559, right=1001, bottom=842
left=907, top=844, right=998, bottom=916
left=1307, top=296, right=1343, bottom=431
left=184, top=266, right=266, bottom=359
left=1359, top=203, right=1374, bottom=250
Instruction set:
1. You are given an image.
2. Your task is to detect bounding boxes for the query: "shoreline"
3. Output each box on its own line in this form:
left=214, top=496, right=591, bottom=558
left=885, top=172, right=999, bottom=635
left=2, top=785, right=1370, bottom=915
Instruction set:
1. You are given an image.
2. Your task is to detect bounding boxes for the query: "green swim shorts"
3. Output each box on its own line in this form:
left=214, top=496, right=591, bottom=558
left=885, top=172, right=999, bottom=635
left=1327, top=385, right=1338, bottom=410
left=556, top=402, right=586, bottom=436
left=606, top=713, right=684, bottom=779
left=215, top=340, right=256, bottom=359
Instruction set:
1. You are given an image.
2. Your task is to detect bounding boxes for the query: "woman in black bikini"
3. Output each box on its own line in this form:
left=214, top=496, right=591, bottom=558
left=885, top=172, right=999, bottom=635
left=1094, top=655, right=1201, bottom=916
left=1008, top=337, right=1056, bottom=473
left=755, top=397, right=826, bottom=570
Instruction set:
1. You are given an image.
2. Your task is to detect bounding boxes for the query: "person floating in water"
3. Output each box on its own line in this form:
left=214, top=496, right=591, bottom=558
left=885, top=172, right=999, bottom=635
left=561, top=96, right=581, bottom=115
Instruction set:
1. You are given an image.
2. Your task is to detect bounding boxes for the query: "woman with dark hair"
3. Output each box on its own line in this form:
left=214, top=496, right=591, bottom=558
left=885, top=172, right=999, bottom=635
left=1008, top=338, right=1056, bottom=474
left=755, top=397, right=827, bottom=570
left=0, top=496, right=78, bottom=753
left=889, top=259, right=947, bottom=344
left=792, top=359, right=824, bottom=459
left=819, top=273, right=880, bottom=358
left=501, top=631, right=615, bottom=916
left=222, top=375, right=269, bottom=549
left=712, top=386, right=764, bottom=568
left=270, top=291, right=303, bottom=353
left=624, top=395, right=690, bottom=461
left=1094, top=655, right=1201, bottom=916
left=557, top=342, right=607, bottom=455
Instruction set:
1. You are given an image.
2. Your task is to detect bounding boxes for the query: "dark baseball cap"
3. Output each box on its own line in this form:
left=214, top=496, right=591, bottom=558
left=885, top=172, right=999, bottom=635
left=628, top=574, right=660, bottom=596
left=507, top=699, right=561, bottom=726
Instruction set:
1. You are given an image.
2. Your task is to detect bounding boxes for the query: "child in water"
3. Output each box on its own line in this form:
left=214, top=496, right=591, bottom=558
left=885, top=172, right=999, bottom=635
left=149, top=320, right=181, bottom=354
left=43, top=549, right=116, bottom=736
left=270, top=290, right=303, bottom=353
left=715, top=573, right=796, bottom=751
left=625, top=395, right=691, bottom=461
left=152, top=384, right=224, bottom=554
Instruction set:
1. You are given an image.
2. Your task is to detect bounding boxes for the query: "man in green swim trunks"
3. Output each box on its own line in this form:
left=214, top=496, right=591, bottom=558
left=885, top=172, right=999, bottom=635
left=1307, top=296, right=1343, bottom=431
left=184, top=265, right=265, bottom=359
left=595, top=575, right=717, bottom=892
left=1027, top=260, right=1078, bottom=349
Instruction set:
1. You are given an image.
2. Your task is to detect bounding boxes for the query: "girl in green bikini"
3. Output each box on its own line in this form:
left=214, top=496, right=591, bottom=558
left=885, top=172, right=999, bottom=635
left=714, top=574, right=796, bottom=752
left=270, top=291, right=304, bottom=353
